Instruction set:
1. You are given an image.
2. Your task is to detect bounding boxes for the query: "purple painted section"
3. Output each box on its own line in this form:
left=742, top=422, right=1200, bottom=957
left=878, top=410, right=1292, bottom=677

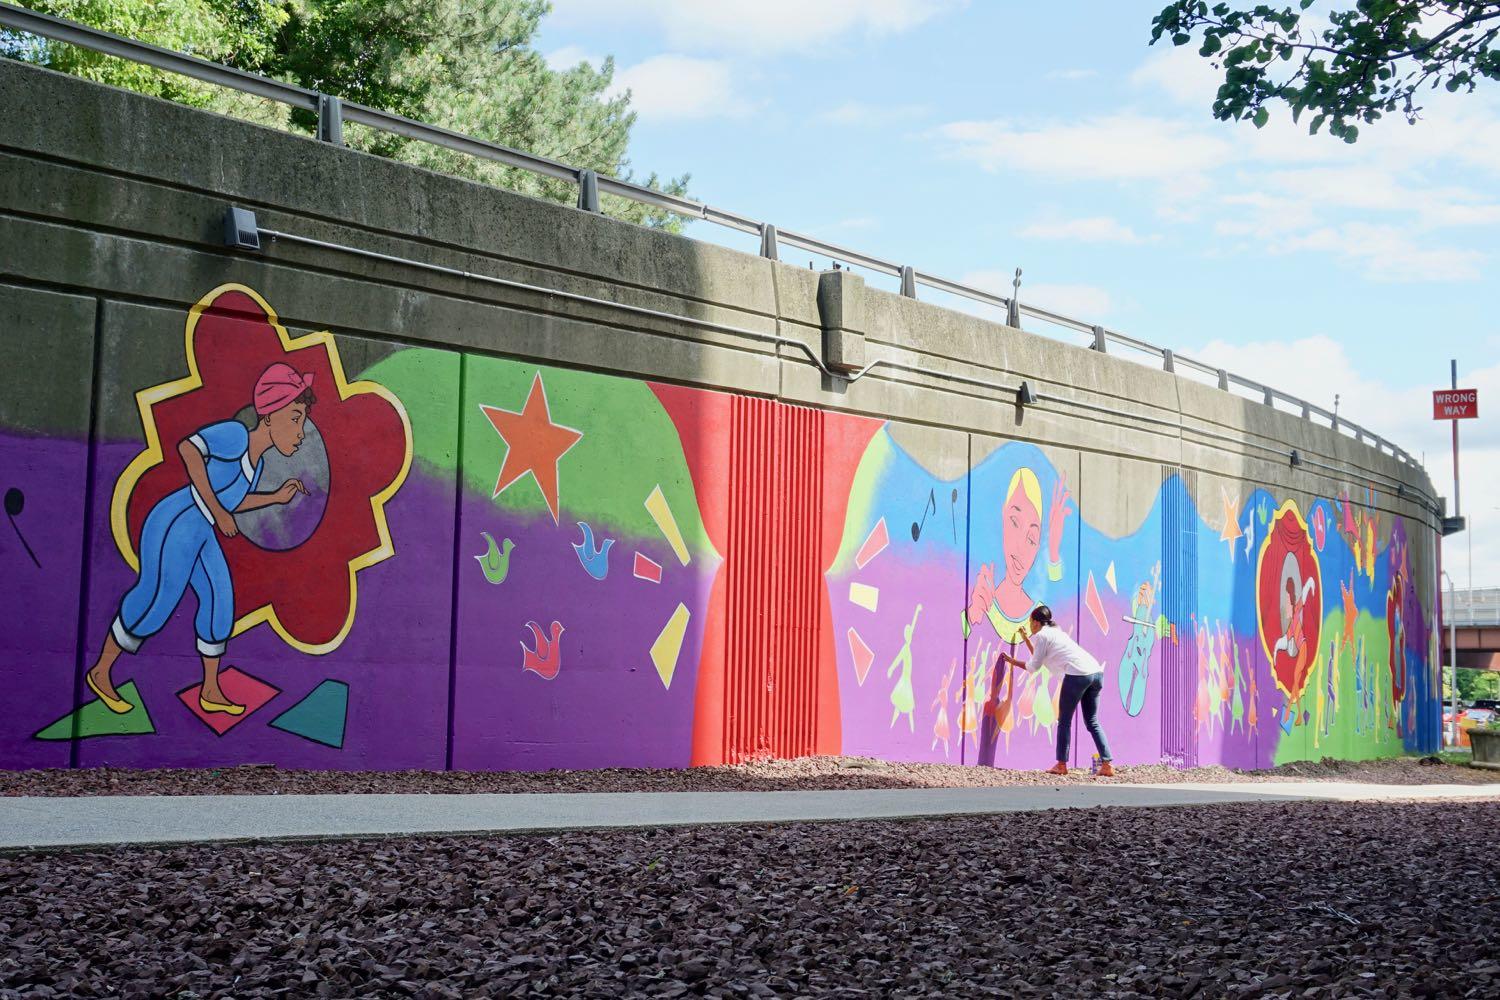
left=64, top=444, right=453, bottom=771
left=450, top=495, right=713, bottom=772
left=829, top=553, right=966, bottom=764
left=0, top=431, right=86, bottom=768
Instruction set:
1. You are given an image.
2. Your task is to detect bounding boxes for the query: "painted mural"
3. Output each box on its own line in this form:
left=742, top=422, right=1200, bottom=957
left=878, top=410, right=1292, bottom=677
left=0, top=283, right=1441, bottom=771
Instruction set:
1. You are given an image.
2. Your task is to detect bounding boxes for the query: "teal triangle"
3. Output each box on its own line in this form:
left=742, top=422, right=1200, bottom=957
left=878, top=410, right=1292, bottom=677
left=269, top=680, right=348, bottom=749
left=34, top=681, right=156, bottom=740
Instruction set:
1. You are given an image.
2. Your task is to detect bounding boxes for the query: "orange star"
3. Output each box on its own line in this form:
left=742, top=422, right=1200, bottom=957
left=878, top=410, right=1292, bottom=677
left=480, top=373, right=583, bottom=524
left=1219, top=487, right=1243, bottom=557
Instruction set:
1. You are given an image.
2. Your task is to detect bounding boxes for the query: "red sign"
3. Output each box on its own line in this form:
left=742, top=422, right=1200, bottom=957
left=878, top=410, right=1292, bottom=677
left=1433, top=388, right=1479, bottom=420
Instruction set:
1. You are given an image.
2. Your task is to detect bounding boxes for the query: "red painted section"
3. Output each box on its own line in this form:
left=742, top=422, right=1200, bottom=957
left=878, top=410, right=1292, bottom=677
left=650, top=382, right=878, bottom=765
left=648, top=382, right=732, bottom=547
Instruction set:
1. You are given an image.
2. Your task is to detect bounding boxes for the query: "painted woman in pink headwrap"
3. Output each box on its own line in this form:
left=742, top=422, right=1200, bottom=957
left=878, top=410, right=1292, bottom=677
left=83, top=364, right=314, bottom=716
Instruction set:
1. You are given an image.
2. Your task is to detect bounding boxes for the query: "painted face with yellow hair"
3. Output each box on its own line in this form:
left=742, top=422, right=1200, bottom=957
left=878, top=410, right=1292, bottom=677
left=1002, top=467, right=1043, bottom=587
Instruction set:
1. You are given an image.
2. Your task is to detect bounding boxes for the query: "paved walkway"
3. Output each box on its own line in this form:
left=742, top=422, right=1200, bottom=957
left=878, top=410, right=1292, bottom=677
left=2, top=781, right=1496, bottom=851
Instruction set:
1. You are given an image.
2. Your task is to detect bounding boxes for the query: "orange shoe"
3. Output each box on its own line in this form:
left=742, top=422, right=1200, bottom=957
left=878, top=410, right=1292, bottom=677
left=1097, top=761, right=1116, bottom=777
left=1044, top=762, right=1068, bottom=776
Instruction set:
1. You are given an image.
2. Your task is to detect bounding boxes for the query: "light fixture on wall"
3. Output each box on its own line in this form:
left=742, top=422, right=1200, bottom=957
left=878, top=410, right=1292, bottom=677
left=1289, top=450, right=1302, bottom=467
left=223, top=206, right=261, bottom=251
left=1017, top=381, right=1038, bottom=407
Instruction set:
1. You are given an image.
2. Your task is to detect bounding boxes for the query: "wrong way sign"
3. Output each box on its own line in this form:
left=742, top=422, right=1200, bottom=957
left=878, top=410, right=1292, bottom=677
left=1433, top=388, right=1478, bottom=420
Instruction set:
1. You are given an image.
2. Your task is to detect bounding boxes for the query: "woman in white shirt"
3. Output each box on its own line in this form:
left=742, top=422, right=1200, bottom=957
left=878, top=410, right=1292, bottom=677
left=999, top=604, right=1114, bottom=776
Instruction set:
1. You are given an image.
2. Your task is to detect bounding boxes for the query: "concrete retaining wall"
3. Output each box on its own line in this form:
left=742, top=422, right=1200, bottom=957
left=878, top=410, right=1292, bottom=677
left=0, top=60, right=1443, bottom=771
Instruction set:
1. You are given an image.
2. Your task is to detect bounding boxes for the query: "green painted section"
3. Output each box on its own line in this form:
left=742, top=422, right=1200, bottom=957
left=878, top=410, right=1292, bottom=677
left=34, top=682, right=155, bottom=740
left=466, top=356, right=712, bottom=550
left=829, top=428, right=895, bottom=574
left=359, top=349, right=711, bottom=553
left=1272, top=609, right=1406, bottom=765
left=356, top=347, right=461, bottom=478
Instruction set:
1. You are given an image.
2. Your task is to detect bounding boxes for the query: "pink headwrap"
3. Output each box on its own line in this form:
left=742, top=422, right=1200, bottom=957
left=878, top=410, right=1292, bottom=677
left=253, top=363, right=315, bottom=415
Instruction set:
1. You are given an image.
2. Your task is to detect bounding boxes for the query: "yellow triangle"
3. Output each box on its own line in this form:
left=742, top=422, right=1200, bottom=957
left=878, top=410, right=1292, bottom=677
left=651, top=602, right=691, bottom=689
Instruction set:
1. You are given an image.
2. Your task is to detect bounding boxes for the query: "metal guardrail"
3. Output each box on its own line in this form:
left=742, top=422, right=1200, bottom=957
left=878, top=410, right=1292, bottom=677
left=0, top=1, right=1426, bottom=476
left=1447, top=588, right=1500, bottom=627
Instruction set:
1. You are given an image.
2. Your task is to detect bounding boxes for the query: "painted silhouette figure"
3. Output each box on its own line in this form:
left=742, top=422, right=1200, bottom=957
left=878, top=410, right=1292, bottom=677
left=965, top=468, right=1071, bottom=644
left=888, top=604, right=922, bottom=731
left=1230, top=638, right=1246, bottom=734
left=931, top=661, right=956, bottom=757
left=522, top=620, right=566, bottom=680
left=83, top=364, right=315, bottom=716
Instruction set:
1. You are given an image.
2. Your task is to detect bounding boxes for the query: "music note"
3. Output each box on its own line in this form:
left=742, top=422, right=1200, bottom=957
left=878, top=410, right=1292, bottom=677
left=910, top=489, right=937, bottom=541
left=5, top=488, right=39, bottom=569
left=949, top=487, right=959, bottom=542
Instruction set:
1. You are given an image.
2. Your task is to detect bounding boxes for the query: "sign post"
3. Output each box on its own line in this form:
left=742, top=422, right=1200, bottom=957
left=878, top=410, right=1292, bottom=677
left=1434, top=364, right=1478, bottom=747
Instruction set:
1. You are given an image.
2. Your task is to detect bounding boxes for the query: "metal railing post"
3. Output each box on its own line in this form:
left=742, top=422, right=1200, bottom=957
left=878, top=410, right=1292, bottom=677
left=1162, top=349, right=1175, bottom=374
left=1091, top=325, right=1106, bottom=352
left=316, top=93, right=343, bottom=144
left=899, top=265, right=916, bottom=298
left=1217, top=368, right=1229, bottom=391
left=759, top=223, right=778, bottom=261
left=577, top=169, right=600, bottom=213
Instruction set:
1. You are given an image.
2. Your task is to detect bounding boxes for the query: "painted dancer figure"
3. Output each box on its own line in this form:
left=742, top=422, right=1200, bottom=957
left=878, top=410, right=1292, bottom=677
left=83, top=364, right=314, bottom=716
left=999, top=605, right=1113, bottom=776
left=931, top=661, right=956, bottom=757
left=888, top=604, right=922, bottom=731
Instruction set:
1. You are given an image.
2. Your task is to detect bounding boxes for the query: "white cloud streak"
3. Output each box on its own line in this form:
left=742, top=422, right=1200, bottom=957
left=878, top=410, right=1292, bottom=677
left=548, top=0, right=961, bottom=54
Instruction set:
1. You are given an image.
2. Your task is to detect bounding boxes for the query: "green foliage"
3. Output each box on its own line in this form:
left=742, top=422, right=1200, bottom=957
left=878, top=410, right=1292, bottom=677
left=4, top=1, right=690, bottom=229
left=1457, top=667, right=1500, bottom=703
left=1150, top=2, right=1500, bottom=141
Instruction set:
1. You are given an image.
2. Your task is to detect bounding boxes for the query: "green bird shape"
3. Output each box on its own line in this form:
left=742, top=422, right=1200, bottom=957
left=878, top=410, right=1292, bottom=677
left=476, top=532, right=515, bottom=585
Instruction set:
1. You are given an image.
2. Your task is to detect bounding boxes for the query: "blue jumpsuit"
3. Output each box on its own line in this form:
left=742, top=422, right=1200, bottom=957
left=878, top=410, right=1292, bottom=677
left=112, top=421, right=264, bottom=658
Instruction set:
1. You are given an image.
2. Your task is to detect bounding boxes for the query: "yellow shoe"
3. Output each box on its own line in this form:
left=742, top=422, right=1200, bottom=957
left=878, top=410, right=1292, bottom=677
left=86, top=672, right=134, bottom=715
left=199, top=696, right=245, bottom=716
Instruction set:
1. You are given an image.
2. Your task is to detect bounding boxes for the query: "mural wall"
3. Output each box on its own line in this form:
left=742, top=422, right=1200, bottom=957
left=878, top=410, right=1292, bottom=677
left=0, top=284, right=1442, bottom=771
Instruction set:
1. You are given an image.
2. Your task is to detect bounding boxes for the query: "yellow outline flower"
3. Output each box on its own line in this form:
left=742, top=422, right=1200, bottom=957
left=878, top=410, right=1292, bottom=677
left=109, top=283, right=413, bottom=655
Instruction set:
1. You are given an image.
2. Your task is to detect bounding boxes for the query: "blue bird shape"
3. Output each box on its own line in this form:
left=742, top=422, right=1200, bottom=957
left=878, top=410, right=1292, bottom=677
left=573, top=520, right=613, bottom=580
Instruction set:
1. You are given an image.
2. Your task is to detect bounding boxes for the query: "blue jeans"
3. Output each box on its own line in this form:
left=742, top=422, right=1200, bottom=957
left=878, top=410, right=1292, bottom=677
left=1057, top=673, right=1112, bottom=764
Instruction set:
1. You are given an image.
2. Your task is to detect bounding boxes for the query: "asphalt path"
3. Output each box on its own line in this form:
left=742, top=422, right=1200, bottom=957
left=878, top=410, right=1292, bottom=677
left=3, top=780, right=1497, bottom=851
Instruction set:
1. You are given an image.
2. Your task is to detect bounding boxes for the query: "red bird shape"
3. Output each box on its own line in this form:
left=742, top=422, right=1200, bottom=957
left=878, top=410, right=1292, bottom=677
left=521, top=620, right=565, bottom=680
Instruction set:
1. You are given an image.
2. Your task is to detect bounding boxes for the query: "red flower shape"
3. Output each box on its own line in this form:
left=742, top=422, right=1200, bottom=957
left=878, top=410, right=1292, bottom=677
left=111, top=285, right=412, bottom=654
left=1255, top=500, right=1323, bottom=702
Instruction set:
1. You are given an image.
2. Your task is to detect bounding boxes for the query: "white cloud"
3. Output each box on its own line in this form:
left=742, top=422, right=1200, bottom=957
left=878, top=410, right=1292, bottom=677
left=962, top=271, right=1113, bottom=320
left=933, top=48, right=1500, bottom=286
left=1191, top=335, right=1500, bottom=585
left=1017, top=216, right=1150, bottom=244
left=936, top=114, right=1233, bottom=182
left=542, top=45, right=600, bottom=71
left=819, top=101, right=929, bottom=126
left=1270, top=224, right=1483, bottom=282
left=548, top=0, right=960, bottom=54
left=608, top=55, right=747, bottom=121
left=1131, top=43, right=1222, bottom=107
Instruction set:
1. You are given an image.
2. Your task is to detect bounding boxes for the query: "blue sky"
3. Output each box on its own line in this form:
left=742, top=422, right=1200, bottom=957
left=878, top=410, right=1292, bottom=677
left=539, top=0, right=1499, bottom=585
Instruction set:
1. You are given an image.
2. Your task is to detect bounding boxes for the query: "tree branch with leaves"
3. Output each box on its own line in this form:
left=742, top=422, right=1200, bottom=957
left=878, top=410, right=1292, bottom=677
left=1150, top=1, right=1500, bottom=141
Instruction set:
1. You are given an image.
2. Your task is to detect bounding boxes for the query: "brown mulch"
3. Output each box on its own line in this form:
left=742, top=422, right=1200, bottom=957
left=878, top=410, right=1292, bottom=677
left=2, top=754, right=1496, bottom=797
left=2, top=800, right=1497, bottom=997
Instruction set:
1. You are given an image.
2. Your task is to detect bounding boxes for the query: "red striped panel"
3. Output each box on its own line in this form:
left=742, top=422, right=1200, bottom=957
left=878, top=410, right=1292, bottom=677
left=723, top=396, right=825, bottom=763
